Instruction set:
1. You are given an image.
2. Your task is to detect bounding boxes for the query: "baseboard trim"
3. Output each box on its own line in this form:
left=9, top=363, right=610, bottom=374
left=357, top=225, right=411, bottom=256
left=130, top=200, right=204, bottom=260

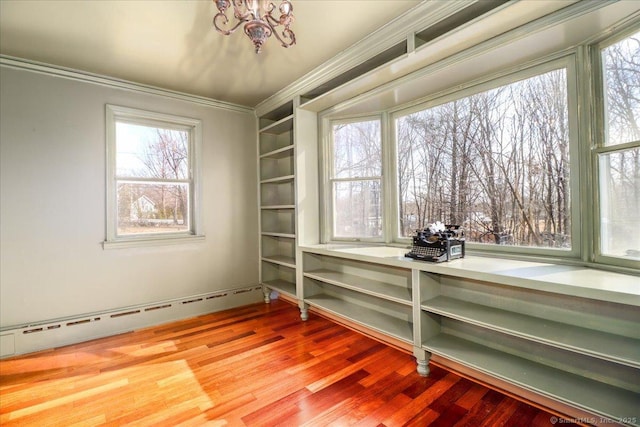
left=0, top=285, right=263, bottom=358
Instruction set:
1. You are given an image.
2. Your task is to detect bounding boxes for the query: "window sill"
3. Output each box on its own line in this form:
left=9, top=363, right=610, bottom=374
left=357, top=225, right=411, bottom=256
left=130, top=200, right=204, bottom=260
left=103, top=234, right=205, bottom=250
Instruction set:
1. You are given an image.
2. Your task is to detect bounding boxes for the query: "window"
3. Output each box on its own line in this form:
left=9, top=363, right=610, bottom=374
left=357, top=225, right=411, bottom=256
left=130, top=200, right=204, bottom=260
left=596, top=30, right=640, bottom=264
left=317, top=25, right=640, bottom=271
left=105, top=105, right=202, bottom=247
left=395, top=67, right=571, bottom=250
left=329, top=118, right=383, bottom=240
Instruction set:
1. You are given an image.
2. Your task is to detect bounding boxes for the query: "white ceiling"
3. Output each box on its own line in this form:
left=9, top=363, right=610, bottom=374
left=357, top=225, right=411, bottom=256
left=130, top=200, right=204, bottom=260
left=0, top=0, right=422, bottom=107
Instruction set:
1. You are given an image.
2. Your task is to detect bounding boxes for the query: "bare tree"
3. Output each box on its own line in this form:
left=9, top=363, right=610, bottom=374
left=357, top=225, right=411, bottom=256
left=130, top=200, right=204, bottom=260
left=333, top=121, right=382, bottom=237
left=397, top=69, right=570, bottom=248
left=600, top=33, right=640, bottom=256
left=139, top=129, right=189, bottom=225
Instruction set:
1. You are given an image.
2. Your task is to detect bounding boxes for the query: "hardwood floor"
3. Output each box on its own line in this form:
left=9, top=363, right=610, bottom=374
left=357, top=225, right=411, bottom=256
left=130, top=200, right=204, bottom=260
left=0, top=299, right=577, bottom=426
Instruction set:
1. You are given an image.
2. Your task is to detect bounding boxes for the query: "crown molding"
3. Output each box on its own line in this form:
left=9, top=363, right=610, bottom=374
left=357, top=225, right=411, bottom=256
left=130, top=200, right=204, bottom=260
left=254, top=0, right=474, bottom=116
left=0, top=55, right=253, bottom=115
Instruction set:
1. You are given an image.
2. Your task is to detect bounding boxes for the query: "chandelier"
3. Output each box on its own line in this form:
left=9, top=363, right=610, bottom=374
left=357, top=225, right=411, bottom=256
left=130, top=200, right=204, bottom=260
left=212, top=0, right=296, bottom=54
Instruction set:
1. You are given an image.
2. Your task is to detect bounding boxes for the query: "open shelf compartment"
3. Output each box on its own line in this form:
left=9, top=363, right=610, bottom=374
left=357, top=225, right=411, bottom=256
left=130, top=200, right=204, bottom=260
left=303, top=277, right=413, bottom=343
left=304, top=270, right=411, bottom=306
left=260, top=179, right=295, bottom=206
left=262, top=234, right=296, bottom=268
left=422, top=295, right=640, bottom=368
left=303, top=252, right=412, bottom=305
left=259, top=126, right=293, bottom=155
left=258, top=101, right=294, bottom=130
left=260, top=148, right=294, bottom=181
left=261, top=261, right=296, bottom=298
left=424, top=329, right=640, bottom=426
left=261, top=208, right=295, bottom=236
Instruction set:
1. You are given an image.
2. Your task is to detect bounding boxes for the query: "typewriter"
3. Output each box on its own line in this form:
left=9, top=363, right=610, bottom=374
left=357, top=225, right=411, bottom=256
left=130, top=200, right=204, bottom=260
left=406, top=222, right=465, bottom=263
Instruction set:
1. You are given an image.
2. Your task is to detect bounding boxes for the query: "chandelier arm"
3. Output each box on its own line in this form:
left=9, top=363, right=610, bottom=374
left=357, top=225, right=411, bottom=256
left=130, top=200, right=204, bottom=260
left=232, top=0, right=255, bottom=21
left=263, top=12, right=295, bottom=48
left=264, top=20, right=295, bottom=48
left=263, top=1, right=276, bottom=16
left=263, top=13, right=279, bottom=27
left=277, top=28, right=296, bottom=47
left=263, top=1, right=292, bottom=27
left=213, top=12, right=247, bottom=35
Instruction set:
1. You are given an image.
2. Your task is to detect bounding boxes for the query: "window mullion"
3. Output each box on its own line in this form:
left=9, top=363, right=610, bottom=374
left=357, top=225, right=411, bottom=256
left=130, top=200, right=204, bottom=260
left=593, top=140, right=640, bottom=155
left=381, top=111, right=396, bottom=244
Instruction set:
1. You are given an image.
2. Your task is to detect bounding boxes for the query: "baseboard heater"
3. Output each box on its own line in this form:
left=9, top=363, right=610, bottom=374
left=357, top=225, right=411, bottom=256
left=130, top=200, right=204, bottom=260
left=0, top=285, right=263, bottom=358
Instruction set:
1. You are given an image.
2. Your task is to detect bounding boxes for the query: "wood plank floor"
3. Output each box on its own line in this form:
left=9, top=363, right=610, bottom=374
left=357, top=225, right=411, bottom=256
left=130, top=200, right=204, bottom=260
left=0, top=299, right=577, bottom=426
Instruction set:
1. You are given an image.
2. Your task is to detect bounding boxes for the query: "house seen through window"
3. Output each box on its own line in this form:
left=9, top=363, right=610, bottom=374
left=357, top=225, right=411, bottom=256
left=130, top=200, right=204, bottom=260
left=116, top=123, right=190, bottom=235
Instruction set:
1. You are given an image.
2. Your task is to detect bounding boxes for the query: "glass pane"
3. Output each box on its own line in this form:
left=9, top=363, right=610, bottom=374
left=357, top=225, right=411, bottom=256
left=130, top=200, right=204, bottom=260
left=599, top=148, right=640, bottom=259
left=117, top=182, right=190, bottom=235
left=333, top=120, right=381, bottom=179
left=333, top=180, right=382, bottom=238
left=397, top=69, right=571, bottom=249
left=602, top=31, right=640, bottom=146
left=116, top=122, right=189, bottom=179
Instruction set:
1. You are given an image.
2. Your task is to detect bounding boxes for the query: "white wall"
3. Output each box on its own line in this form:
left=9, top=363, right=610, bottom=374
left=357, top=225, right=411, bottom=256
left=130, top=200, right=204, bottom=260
left=0, top=66, right=259, bottom=327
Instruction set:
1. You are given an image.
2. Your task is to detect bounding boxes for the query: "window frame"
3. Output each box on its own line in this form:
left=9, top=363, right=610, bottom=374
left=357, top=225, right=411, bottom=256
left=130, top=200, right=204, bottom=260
left=321, top=55, right=584, bottom=259
left=591, top=26, right=640, bottom=270
left=104, top=104, right=203, bottom=249
left=322, top=114, right=386, bottom=243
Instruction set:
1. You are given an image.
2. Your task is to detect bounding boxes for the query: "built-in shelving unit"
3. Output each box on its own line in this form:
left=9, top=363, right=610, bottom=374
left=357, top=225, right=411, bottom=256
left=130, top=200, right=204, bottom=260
left=257, top=98, right=319, bottom=304
left=258, top=101, right=296, bottom=301
left=298, top=245, right=640, bottom=426
left=419, top=269, right=640, bottom=424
